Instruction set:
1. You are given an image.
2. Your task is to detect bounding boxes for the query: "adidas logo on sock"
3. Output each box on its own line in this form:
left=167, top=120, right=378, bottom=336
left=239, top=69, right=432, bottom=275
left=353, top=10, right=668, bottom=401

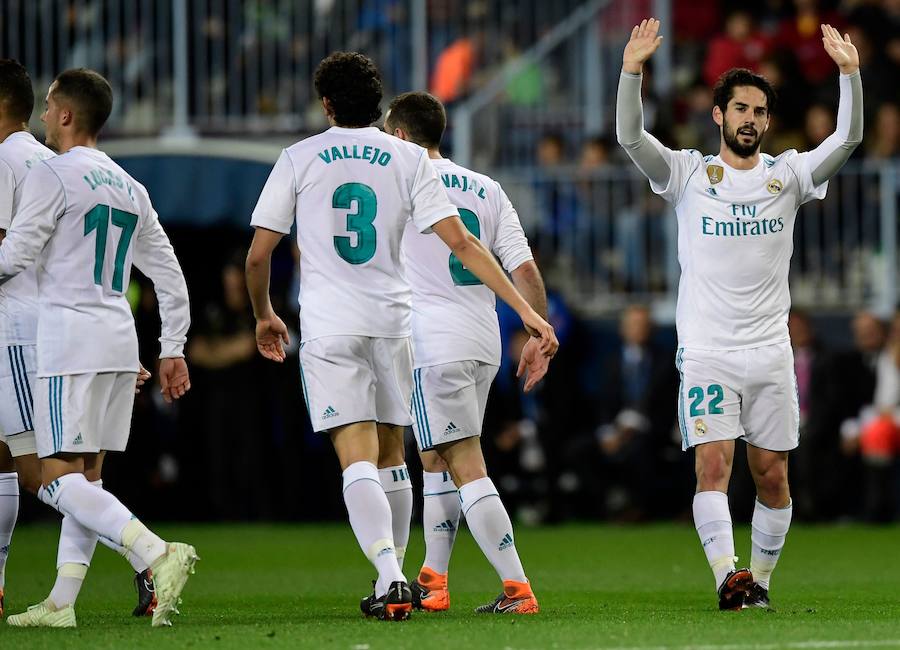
left=322, top=405, right=339, bottom=419
left=72, top=432, right=83, bottom=445
left=433, top=519, right=456, bottom=532
left=444, top=421, right=460, bottom=435
left=498, top=533, right=514, bottom=551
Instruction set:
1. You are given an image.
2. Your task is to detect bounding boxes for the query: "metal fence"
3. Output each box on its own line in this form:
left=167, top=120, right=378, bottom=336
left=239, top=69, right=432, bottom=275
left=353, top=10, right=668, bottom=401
left=0, top=0, right=598, bottom=136
left=499, top=161, right=900, bottom=318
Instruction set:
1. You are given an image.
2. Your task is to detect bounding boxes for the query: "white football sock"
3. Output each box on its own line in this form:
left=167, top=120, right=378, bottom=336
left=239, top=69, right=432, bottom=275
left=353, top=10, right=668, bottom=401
left=48, top=563, right=87, bottom=610
left=90, top=480, right=148, bottom=572
left=750, top=498, right=792, bottom=590
left=459, top=477, right=527, bottom=584
left=693, top=491, right=736, bottom=590
left=343, top=461, right=404, bottom=597
left=0, top=472, right=19, bottom=588
left=379, top=464, right=412, bottom=569
left=421, top=471, right=459, bottom=574
left=39, top=472, right=166, bottom=568
left=50, top=513, right=100, bottom=609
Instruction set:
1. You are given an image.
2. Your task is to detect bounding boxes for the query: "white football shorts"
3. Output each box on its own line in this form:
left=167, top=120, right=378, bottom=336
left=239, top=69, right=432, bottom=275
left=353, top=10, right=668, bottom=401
left=411, top=360, right=499, bottom=451
left=676, top=341, right=799, bottom=452
left=35, top=372, right=137, bottom=458
left=0, top=344, right=38, bottom=456
left=299, top=335, right=414, bottom=433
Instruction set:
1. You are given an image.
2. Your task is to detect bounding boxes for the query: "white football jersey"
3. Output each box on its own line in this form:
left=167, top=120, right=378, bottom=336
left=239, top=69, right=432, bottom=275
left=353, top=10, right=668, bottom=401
left=0, top=131, right=54, bottom=346
left=655, top=149, right=827, bottom=350
left=403, top=158, right=533, bottom=368
left=251, top=126, right=458, bottom=342
left=0, top=146, right=190, bottom=376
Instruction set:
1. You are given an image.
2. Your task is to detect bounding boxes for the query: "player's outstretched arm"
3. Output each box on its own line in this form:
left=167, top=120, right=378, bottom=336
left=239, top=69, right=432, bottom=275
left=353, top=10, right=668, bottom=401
left=246, top=226, right=290, bottom=363
left=806, top=24, right=864, bottom=186
left=431, top=216, right=558, bottom=357
left=511, top=261, right=551, bottom=392
left=616, top=18, right=672, bottom=189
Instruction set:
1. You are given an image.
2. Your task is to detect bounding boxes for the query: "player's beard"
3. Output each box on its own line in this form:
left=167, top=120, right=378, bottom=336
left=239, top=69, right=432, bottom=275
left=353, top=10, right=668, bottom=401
left=722, top=119, right=762, bottom=158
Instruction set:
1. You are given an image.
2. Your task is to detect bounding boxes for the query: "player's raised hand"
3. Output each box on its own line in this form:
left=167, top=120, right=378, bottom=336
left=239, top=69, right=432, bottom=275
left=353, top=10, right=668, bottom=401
left=255, top=313, right=290, bottom=362
left=517, top=336, right=551, bottom=393
left=821, top=23, right=859, bottom=74
left=520, top=308, right=559, bottom=358
left=135, top=364, right=152, bottom=394
left=159, top=357, right=191, bottom=404
left=623, top=18, right=663, bottom=74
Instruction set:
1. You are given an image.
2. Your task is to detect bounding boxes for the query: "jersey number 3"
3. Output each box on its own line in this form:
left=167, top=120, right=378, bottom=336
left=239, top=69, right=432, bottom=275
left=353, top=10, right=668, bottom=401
left=84, top=204, right=138, bottom=293
left=449, top=209, right=483, bottom=286
left=333, top=182, right=377, bottom=265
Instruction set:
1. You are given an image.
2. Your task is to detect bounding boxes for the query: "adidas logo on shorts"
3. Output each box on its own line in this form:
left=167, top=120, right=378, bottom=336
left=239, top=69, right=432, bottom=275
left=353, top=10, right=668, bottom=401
left=322, top=405, right=339, bottom=420
left=444, top=421, right=460, bottom=435
left=72, top=433, right=83, bottom=445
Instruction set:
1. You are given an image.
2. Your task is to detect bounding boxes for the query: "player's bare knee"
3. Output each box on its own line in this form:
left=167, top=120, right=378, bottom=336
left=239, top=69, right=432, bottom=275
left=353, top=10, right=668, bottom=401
left=694, top=445, right=732, bottom=491
left=376, top=424, right=406, bottom=468
left=420, top=450, right=448, bottom=473
left=753, top=465, right=789, bottom=506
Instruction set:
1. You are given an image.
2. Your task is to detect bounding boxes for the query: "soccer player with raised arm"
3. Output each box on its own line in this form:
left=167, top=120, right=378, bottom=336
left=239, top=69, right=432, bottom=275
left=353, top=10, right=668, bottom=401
left=0, top=59, right=157, bottom=621
left=384, top=92, right=549, bottom=615
left=0, top=69, right=196, bottom=628
left=617, top=20, right=862, bottom=610
left=245, top=53, right=557, bottom=621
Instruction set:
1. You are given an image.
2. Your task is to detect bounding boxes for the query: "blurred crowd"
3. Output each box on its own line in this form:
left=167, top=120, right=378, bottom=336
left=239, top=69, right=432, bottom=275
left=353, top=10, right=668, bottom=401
left=24, top=236, right=891, bottom=527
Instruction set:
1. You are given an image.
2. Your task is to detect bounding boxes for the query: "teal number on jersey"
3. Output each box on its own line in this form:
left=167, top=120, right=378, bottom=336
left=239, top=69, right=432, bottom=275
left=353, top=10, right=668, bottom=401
left=333, top=182, right=377, bottom=265
left=688, top=384, right=726, bottom=417
left=84, top=204, right=139, bottom=292
left=449, top=208, right=483, bottom=286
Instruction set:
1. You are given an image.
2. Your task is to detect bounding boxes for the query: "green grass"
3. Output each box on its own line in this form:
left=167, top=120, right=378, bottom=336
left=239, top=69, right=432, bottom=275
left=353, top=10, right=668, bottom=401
left=2, top=523, right=899, bottom=649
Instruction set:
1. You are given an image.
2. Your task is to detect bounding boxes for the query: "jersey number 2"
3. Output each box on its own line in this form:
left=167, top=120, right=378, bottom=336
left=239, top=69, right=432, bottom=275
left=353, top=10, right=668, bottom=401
left=333, top=182, right=377, bottom=265
left=449, top=209, right=483, bottom=286
left=84, top=204, right=138, bottom=292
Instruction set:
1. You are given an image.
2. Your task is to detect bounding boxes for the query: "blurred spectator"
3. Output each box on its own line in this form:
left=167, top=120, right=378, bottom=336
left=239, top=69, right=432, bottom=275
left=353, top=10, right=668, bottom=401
left=532, top=133, right=579, bottom=252
left=561, top=305, right=676, bottom=520
left=703, top=11, right=770, bottom=86
left=187, top=254, right=268, bottom=520
left=775, top=0, right=845, bottom=84
left=430, top=31, right=482, bottom=105
left=803, top=103, right=835, bottom=150
left=865, top=103, right=900, bottom=161
left=788, top=310, right=844, bottom=520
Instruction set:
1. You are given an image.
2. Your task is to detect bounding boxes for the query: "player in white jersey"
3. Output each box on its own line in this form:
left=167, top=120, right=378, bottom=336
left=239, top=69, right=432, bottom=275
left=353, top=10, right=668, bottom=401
left=246, top=53, right=557, bottom=621
left=0, top=59, right=158, bottom=620
left=0, top=69, right=198, bottom=628
left=383, top=92, right=549, bottom=615
left=617, top=20, right=863, bottom=609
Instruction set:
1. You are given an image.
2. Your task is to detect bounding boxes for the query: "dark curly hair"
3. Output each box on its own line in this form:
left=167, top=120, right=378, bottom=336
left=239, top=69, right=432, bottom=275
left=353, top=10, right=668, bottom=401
left=713, top=68, right=777, bottom=115
left=314, top=52, right=382, bottom=127
left=0, top=59, right=34, bottom=124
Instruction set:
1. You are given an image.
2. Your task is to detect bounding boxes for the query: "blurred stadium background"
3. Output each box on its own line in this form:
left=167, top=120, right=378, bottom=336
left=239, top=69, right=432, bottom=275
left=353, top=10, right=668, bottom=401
left=3, top=0, right=898, bottom=530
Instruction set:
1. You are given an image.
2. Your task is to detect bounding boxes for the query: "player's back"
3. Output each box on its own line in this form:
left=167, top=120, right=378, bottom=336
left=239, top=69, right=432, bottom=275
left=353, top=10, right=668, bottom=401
left=257, top=126, right=454, bottom=342
left=27, top=146, right=155, bottom=375
left=0, top=132, right=54, bottom=347
left=403, top=158, right=533, bottom=368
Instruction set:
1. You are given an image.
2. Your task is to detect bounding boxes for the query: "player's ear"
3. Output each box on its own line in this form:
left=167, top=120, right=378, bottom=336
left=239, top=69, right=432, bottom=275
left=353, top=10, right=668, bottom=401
left=321, top=97, right=334, bottom=119
left=712, top=105, right=724, bottom=127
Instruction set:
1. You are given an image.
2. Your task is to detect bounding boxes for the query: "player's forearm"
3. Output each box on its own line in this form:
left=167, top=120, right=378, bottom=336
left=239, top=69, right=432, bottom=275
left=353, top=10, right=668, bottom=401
left=245, top=253, right=275, bottom=320
left=809, top=71, right=863, bottom=186
left=0, top=231, right=40, bottom=284
left=453, top=234, right=532, bottom=317
left=511, top=261, right=548, bottom=320
left=615, top=72, right=672, bottom=187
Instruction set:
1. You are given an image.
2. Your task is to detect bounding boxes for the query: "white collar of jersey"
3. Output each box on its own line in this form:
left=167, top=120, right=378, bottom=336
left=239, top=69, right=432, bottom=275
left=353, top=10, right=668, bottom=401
left=327, top=126, right=381, bottom=135
left=431, top=158, right=454, bottom=167
left=716, top=156, right=765, bottom=173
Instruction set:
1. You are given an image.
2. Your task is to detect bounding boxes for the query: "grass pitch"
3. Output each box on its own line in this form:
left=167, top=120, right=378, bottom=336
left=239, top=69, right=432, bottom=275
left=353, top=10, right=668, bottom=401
left=2, top=523, right=899, bottom=649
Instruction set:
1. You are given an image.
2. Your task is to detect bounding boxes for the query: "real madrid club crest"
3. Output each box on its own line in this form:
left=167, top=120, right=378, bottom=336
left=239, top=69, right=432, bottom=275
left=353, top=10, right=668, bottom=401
left=767, top=179, right=783, bottom=194
left=706, top=165, right=724, bottom=185
left=694, top=419, right=707, bottom=437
